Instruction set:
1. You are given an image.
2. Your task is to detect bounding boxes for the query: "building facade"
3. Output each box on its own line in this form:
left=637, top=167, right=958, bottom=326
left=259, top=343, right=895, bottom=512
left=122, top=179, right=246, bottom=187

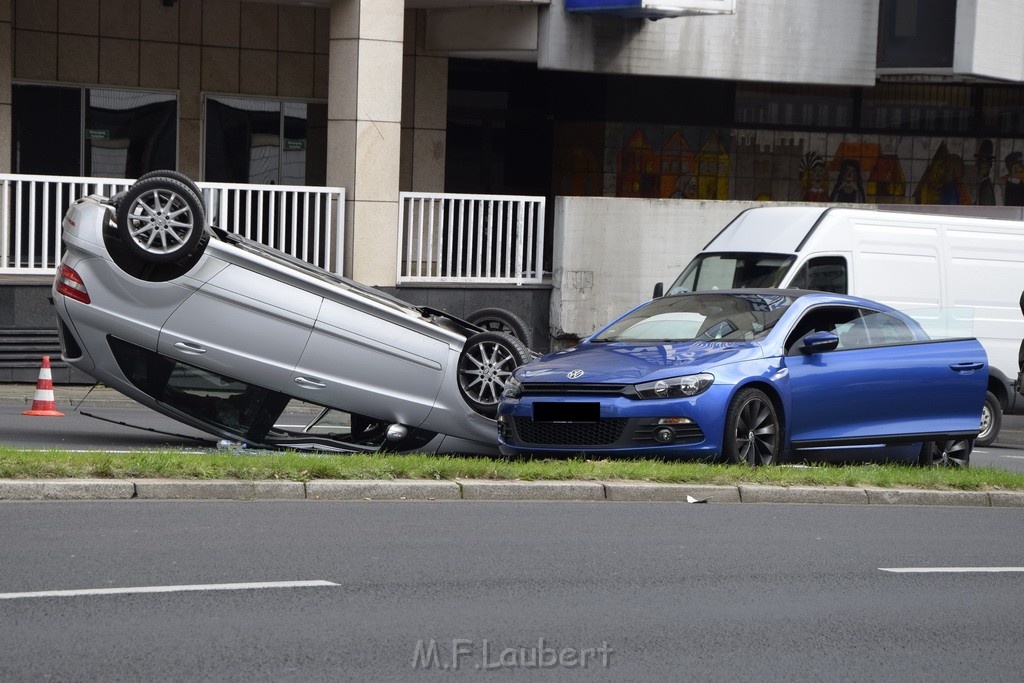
left=3, top=0, right=1024, bottom=365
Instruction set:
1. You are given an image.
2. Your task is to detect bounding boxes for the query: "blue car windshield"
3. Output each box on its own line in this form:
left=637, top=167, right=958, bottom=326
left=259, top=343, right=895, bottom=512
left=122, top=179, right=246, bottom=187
left=593, top=292, right=797, bottom=343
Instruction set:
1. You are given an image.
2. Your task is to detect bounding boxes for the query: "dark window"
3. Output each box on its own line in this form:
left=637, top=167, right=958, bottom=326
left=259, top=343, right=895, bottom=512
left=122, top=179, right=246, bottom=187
left=735, top=85, right=856, bottom=129
left=12, top=83, right=178, bottom=177
left=861, top=83, right=973, bottom=134
left=11, top=84, right=81, bottom=175
left=85, top=89, right=177, bottom=178
left=108, top=336, right=289, bottom=442
left=204, top=96, right=326, bottom=186
left=789, top=256, right=848, bottom=294
left=877, top=0, right=957, bottom=69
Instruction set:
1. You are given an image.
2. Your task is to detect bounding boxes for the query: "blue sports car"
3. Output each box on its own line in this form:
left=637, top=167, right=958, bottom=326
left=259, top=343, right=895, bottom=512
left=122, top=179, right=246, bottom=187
left=497, top=290, right=988, bottom=467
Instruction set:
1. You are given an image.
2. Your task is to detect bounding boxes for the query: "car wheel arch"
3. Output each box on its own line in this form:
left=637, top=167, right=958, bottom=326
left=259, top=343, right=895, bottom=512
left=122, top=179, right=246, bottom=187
left=726, top=380, right=789, bottom=448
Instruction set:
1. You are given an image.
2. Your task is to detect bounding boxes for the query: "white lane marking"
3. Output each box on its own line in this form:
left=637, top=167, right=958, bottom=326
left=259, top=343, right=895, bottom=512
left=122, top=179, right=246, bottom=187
left=0, top=580, right=338, bottom=600
left=880, top=567, right=1024, bottom=573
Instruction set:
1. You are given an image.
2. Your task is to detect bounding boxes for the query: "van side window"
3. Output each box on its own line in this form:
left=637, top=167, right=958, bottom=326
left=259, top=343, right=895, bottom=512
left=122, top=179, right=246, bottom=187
left=790, top=257, right=848, bottom=294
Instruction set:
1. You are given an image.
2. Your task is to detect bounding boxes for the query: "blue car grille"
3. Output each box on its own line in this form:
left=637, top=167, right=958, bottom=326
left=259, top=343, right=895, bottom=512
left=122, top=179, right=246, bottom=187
left=513, top=417, right=628, bottom=445
left=508, top=417, right=705, bottom=449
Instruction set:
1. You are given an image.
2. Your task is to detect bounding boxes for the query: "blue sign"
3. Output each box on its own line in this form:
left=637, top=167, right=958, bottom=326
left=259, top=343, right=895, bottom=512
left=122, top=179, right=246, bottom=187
left=564, top=0, right=735, bottom=19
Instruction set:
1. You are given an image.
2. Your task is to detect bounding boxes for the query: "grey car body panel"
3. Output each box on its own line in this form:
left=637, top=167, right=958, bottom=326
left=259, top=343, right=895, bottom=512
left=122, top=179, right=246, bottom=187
left=54, top=193, right=503, bottom=454
left=158, top=264, right=321, bottom=391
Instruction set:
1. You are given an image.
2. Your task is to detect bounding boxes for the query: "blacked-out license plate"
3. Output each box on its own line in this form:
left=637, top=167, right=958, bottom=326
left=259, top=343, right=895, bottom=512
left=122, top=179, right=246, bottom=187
left=533, top=402, right=600, bottom=423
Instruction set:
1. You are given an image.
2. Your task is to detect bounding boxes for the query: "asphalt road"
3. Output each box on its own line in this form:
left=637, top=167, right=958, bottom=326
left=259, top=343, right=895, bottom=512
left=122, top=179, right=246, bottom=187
left=0, top=501, right=1022, bottom=681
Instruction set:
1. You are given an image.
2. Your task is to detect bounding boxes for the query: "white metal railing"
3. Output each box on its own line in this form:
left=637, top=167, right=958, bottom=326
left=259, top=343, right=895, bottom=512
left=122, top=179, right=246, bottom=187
left=0, top=174, right=345, bottom=275
left=398, top=191, right=546, bottom=285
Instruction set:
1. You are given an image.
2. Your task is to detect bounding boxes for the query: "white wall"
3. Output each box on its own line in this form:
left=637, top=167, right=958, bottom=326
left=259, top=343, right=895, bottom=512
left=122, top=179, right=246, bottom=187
left=538, top=0, right=879, bottom=86
left=954, top=0, right=1024, bottom=82
left=550, top=196, right=762, bottom=340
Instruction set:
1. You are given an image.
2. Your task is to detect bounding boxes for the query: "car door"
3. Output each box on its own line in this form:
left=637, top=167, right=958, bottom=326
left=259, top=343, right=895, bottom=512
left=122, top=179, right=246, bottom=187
left=783, top=305, right=986, bottom=445
left=157, top=263, right=320, bottom=390
left=287, top=297, right=449, bottom=428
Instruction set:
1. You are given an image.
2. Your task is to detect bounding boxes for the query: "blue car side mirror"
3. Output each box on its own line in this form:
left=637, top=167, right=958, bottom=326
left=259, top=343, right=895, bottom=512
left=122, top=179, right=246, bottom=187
left=801, top=330, right=840, bottom=354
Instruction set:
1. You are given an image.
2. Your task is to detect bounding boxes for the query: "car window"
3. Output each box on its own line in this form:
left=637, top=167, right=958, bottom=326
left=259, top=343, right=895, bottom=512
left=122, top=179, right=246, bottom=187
left=595, top=292, right=795, bottom=343
left=786, top=306, right=917, bottom=354
left=788, top=256, right=848, bottom=294
left=861, top=310, right=917, bottom=344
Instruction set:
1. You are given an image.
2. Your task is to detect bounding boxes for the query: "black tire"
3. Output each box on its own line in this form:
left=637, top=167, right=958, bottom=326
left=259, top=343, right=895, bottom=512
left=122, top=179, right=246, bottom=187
left=115, top=176, right=207, bottom=264
left=467, top=308, right=533, bottom=348
left=723, top=387, right=781, bottom=466
left=918, top=438, right=972, bottom=468
left=976, top=390, right=1001, bottom=447
left=135, top=169, right=204, bottom=206
left=457, top=331, right=532, bottom=417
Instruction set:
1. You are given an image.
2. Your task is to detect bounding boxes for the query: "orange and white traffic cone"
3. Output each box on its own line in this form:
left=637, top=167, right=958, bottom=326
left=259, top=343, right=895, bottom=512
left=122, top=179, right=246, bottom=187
left=22, top=356, right=65, bottom=417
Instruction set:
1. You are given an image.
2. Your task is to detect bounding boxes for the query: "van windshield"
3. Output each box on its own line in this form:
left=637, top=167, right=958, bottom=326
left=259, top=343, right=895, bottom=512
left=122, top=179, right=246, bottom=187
left=666, top=252, right=794, bottom=295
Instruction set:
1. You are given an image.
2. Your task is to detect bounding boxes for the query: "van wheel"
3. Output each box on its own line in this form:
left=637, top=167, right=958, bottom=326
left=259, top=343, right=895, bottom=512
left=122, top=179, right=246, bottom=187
left=467, top=308, right=533, bottom=348
left=115, top=176, right=207, bottom=264
left=976, top=391, right=1001, bottom=447
left=457, top=331, right=532, bottom=417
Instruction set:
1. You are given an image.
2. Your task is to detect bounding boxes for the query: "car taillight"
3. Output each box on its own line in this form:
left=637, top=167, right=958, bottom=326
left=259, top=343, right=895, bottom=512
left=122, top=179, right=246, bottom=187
left=55, top=264, right=91, bottom=304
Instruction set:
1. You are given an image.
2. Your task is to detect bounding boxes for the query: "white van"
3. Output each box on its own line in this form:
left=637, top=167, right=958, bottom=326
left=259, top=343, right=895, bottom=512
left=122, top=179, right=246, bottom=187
left=661, top=205, right=1024, bottom=445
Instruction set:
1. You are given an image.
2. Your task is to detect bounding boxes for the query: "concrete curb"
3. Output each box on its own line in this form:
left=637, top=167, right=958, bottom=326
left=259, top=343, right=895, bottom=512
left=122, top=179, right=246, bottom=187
left=1, top=479, right=1023, bottom=507
left=306, top=480, right=461, bottom=501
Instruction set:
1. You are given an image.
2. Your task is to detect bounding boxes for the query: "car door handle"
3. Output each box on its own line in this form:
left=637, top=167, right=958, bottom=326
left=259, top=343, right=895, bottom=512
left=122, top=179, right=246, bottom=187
left=294, top=376, right=327, bottom=389
left=173, top=341, right=207, bottom=355
left=949, top=362, right=984, bottom=373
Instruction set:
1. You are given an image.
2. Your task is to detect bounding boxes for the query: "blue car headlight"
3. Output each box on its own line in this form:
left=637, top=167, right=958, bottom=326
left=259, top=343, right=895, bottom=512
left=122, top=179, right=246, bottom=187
left=502, top=376, right=522, bottom=399
left=634, top=372, right=714, bottom=399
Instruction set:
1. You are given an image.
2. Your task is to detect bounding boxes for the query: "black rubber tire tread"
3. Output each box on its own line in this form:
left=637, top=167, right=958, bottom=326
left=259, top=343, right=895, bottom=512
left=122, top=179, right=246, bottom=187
left=467, top=307, right=533, bottom=348
left=135, top=170, right=204, bottom=206
left=975, top=390, right=1001, bottom=447
left=723, top=387, right=781, bottom=466
left=457, top=331, right=532, bottom=417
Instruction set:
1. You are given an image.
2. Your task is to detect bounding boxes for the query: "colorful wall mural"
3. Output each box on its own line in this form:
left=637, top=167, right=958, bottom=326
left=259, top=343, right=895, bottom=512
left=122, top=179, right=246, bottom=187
left=552, top=122, right=1024, bottom=207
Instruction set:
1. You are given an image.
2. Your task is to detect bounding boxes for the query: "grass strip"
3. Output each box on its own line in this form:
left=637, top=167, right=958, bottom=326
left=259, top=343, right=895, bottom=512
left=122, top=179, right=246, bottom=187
left=1, top=447, right=1023, bottom=490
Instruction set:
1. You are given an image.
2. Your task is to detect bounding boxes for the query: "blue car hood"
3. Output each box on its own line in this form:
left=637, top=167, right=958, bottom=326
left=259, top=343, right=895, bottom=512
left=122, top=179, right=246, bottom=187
left=516, top=341, right=765, bottom=384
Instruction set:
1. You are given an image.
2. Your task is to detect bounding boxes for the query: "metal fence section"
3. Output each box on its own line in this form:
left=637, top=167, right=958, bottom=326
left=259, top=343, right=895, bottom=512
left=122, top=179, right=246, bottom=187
left=0, top=174, right=345, bottom=276
left=0, top=175, right=133, bottom=274
left=398, top=192, right=546, bottom=284
left=199, top=182, right=345, bottom=275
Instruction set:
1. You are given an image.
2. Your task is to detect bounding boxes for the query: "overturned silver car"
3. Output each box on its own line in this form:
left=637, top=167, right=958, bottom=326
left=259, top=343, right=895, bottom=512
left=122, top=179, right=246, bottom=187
left=52, top=172, right=531, bottom=454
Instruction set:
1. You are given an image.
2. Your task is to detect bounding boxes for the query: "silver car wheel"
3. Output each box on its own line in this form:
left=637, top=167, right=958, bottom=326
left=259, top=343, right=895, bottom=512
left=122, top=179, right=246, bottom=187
left=115, top=176, right=207, bottom=264
left=126, top=190, right=195, bottom=253
left=457, top=331, right=531, bottom=417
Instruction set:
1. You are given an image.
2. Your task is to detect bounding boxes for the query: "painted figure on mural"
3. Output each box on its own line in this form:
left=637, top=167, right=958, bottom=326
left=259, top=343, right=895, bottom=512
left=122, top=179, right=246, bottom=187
left=799, top=152, right=829, bottom=202
left=830, top=159, right=866, bottom=203
left=671, top=173, right=698, bottom=199
left=975, top=139, right=997, bottom=206
left=1004, top=152, right=1024, bottom=206
left=938, top=154, right=970, bottom=205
